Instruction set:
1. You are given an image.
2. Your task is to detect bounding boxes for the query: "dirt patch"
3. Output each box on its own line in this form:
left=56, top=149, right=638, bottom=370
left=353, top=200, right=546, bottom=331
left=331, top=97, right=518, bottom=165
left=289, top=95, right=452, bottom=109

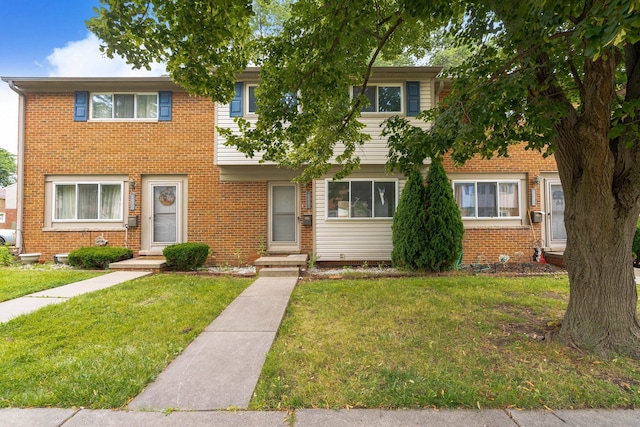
left=493, top=304, right=563, bottom=346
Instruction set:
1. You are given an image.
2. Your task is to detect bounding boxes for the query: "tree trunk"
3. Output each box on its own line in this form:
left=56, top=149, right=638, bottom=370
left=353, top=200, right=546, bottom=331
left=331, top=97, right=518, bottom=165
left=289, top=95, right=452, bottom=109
left=554, top=53, right=640, bottom=357
left=559, top=191, right=640, bottom=356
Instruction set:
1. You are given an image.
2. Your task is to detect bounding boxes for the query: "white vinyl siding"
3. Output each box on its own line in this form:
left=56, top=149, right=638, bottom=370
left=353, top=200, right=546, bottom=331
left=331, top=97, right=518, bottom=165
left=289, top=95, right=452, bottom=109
left=315, top=175, right=405, bottom=261
left=215, top=76, right=434, bottom=166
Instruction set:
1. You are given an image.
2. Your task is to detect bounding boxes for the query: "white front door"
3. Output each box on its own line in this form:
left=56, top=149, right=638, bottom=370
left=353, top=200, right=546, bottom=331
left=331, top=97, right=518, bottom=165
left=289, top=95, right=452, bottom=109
left=545, top=178, right=567, bottom=249
left=268, top=182, right=300, bottom=252
left=142, top=179, right=184, bottom=255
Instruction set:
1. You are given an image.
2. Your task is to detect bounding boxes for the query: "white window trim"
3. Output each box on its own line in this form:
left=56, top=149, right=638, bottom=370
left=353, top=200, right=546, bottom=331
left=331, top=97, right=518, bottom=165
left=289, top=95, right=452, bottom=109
left=89, top=92, right=159, bottom=122
left=325, top=179, right=398, bottom=220
left=52, top=181, right=124, bottom=223
left=352, top=83, right=404, bottom=115
left=452, top=180, right=522, bottom=220
left=0, top=212, right=5, bottom=223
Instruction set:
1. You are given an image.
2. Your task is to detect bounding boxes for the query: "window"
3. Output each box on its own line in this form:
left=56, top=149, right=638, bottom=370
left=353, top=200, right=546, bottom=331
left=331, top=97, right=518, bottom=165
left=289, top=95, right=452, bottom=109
left=453, top=181, right=520, bottom=218
left=248, top=85, right=258, bottom=114
left=327, top=180, right=397, bottom=218
left=353, top=85, right=402, bottom=113
left=53, top=182, right=123, bottom=221
left=246, top=84, right=297, bottom=114
left=91, top=93, right=158, bottom=120
left=0, top=212, right=4, bottom=223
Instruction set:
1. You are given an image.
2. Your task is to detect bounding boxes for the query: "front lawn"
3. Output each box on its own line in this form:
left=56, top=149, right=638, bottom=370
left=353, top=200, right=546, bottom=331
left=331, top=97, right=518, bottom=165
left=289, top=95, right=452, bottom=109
left=0, top=274, right=252, bottom=408
left=252, top=275, right=640, bottom=410
left=0, top=268, right=104, bottom=302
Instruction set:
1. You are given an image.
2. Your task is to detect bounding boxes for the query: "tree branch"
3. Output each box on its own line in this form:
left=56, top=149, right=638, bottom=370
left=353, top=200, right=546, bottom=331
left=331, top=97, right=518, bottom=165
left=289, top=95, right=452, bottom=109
left=338, top=11, right=405, bottom=133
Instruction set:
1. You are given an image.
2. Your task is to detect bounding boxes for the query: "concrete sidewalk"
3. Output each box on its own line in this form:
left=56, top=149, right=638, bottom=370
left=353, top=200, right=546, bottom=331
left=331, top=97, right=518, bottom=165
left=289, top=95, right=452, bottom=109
left=1, top=407, right=639, bottom=426
left=0, top=271, right=151, bottom=323
left=129, top=275, right=298, bottom=411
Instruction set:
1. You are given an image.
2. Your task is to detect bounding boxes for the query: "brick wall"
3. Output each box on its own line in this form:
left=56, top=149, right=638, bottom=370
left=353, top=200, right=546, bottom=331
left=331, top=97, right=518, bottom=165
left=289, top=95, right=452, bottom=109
left=442, top=143, right=558, bottom=264
left=21, top=90, right=280, bottom=265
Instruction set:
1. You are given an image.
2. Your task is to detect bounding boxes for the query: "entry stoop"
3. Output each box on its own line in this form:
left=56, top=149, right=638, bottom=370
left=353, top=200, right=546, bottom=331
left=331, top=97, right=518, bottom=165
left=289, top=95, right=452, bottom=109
left=254, top=254, right=308, bottom=277
left=109, top=256, right=167, bottom=273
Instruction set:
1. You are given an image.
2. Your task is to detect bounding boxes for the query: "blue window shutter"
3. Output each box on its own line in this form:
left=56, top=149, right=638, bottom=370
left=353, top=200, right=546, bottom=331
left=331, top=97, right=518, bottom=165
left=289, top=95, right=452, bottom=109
left=158, top=91, right=172, bottom=121
left=406, top=81, right=420, bottom=116
left=230, top=82, right=243, bottom=117
left=74, top=91, right=88, bottom=122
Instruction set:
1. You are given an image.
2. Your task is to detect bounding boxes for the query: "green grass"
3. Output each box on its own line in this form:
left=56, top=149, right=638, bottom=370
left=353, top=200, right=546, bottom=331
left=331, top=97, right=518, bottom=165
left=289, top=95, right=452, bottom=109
left=0, top=268, right=104, bottom=302
left=252, top=275, right=640, bottom=410
left=0, top=274, right=251, bottom=408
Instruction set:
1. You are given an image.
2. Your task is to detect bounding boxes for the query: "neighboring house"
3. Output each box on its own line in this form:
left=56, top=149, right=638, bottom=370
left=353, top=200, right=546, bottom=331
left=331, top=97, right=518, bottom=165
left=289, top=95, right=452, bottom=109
left=2, top=68, right=562, bottom=265
left=0, top=184, right=17, bottom=229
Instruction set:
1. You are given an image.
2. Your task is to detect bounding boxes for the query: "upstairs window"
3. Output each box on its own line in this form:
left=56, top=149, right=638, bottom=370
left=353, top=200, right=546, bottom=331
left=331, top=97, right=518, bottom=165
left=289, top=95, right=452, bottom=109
left=453, top=181, right=520, bottom=218
left=246, top=84, right=297, bottom=115
left=327, top=180, right=397, bottom=219
left=90, top=93, right=158, bottom=120
left=53, top=182, right=123, bottom=221
left=352, top=85, right=402, bottom=113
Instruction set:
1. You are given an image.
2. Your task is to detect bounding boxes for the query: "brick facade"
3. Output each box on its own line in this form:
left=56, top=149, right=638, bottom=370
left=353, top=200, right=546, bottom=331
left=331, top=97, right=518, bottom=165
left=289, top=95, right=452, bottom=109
left=442, top=143, right=559, bottom=264
left=20, top=89, right=282, bottom=265
left=15, top=76, right=560, bottom=267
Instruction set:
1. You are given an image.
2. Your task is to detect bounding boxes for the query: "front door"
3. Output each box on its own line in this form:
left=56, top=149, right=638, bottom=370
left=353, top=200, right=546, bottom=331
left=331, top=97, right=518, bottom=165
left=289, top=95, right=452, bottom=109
left=142, top=179, right=184, bottom=255
left=268, top=182, right=300, bottom=252
left=545, top=179, right=567, bottom=249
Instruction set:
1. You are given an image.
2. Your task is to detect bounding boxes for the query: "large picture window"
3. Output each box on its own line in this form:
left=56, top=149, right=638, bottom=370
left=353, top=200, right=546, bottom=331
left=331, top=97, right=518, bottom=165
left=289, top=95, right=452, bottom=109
left=91, top=93, right=158, bottom=120
left=54, top=182, right=123, bottom=221
left=327, top=180, right=397, bottom=218
left=352, top=85, right=402, bottom=113
left=453, top=181, right=520, bottom=218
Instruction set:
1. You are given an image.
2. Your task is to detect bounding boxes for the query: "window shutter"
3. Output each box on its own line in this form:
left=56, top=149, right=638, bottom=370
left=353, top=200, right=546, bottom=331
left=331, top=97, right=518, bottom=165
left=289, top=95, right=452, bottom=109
left=406, top=81, right=420, bottom=117
left=74, top=91, right=89, bottom=122
left=158, top=91, right=172, bottom=121
left=230, top=82, right=243, bottom=117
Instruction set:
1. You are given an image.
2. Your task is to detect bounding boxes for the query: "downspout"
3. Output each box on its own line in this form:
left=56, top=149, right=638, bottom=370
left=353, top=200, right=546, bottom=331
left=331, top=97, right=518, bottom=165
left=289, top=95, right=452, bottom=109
left=7, top=80, right=25, bottom=253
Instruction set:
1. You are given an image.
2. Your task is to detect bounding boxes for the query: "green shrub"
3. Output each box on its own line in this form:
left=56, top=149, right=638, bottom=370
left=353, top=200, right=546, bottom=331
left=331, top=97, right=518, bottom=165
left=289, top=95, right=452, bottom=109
left=69, top=247, right=133, bottom=269
left=163, top=242, right=209, bottom=271
left=0, top=245, right=14, bottom=266
left=422, top=159, right=464, bottom=271
left=391, top=169, right=430, bottom=270
left=633, top=218, right=640, bottom=266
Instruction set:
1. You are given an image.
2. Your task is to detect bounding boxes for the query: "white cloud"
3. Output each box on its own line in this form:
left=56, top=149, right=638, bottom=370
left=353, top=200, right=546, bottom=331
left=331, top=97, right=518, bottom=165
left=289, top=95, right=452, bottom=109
left=47, top=33, right=166, bottom=77
left=0, top=85, right=18, bottom=154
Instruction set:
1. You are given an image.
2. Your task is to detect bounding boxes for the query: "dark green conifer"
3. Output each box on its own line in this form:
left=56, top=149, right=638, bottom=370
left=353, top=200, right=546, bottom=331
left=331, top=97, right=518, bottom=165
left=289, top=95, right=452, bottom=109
left=422, top=159, right=464, bottom=271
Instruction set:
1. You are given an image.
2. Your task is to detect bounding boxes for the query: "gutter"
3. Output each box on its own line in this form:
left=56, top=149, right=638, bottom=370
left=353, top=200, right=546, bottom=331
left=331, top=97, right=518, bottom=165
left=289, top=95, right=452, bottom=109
left=7, top=80, right=25, bottom=253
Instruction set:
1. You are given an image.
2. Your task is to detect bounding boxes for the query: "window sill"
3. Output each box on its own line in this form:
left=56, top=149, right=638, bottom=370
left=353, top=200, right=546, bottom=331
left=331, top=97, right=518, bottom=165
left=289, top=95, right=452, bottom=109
left=88, top=119, right=159, bottom=123
left=43, top=226, right=126, bottom=232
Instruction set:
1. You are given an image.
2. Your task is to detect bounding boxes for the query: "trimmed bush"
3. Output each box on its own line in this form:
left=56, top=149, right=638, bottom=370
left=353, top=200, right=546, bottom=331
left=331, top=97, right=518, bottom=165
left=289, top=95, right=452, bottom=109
left=391, top=169, right=430, bottom=270
left=68, top=246, right=133, bottom=270
left=163, top=242, right=209, bottom=271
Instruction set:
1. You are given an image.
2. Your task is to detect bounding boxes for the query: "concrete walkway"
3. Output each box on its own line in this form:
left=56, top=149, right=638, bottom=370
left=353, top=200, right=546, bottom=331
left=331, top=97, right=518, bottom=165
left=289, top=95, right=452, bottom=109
left=129, top=275, right=298, bottom=411
left=0, top=271, right=151, bottom=323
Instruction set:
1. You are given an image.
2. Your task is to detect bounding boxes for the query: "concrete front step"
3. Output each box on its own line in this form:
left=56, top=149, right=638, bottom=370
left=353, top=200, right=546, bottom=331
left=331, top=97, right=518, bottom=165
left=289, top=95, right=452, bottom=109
left=259, top=267, right=300, bottom=277
left=109, top=257, right=167, bottom=272
left=254, top=254, right=308, bottom=268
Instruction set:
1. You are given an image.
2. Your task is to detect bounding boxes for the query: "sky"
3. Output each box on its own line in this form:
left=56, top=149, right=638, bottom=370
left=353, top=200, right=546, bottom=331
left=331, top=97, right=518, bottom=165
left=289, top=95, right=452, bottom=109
left=0, top=0, right=166, bottom=154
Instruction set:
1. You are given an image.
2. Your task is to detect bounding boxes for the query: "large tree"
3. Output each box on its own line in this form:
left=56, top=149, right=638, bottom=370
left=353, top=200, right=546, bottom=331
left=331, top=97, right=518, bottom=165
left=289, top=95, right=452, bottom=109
left=89, top=0, right=640, bottom=356
left=0, top=148, right=16, bottom=188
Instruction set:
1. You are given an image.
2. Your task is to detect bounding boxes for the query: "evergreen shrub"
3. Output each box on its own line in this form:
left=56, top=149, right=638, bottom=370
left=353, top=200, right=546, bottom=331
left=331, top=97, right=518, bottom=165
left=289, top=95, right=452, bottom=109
left=69, top=246, right=133, bottom=269
left=423, top=160, right=464, bottom=271
left=391, top=169, right=430, bottom=270
left=163, top=242, right=209, bottom=271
